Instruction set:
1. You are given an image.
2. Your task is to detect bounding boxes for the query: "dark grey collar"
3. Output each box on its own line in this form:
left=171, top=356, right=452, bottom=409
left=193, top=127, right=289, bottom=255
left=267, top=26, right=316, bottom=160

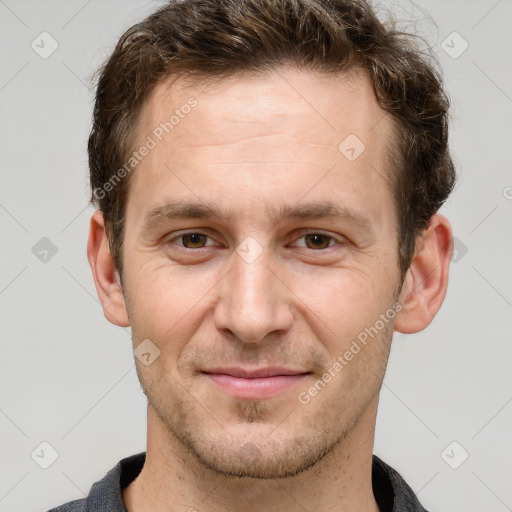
left=47, top=452, right=429, bottom=512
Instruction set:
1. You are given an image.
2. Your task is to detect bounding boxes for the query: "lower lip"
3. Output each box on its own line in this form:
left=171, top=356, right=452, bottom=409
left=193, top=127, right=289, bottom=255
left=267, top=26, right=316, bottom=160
left=203, top=373, right=309, bottom=399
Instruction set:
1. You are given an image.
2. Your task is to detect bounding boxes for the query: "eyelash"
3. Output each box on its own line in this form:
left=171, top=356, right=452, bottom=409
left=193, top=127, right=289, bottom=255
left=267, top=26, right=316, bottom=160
left=166, top=231, right=345, bottom=252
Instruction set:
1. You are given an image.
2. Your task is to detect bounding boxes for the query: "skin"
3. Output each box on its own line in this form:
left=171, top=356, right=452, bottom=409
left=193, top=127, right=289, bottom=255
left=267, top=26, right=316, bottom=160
left=88, top=66, right=453, bottom=512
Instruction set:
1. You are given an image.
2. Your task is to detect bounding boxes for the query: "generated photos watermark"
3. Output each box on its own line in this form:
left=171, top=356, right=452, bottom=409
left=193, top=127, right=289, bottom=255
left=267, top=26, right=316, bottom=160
left=93, top=97, right=198, bottom=200
left=297, top=301, right=403, bottom=405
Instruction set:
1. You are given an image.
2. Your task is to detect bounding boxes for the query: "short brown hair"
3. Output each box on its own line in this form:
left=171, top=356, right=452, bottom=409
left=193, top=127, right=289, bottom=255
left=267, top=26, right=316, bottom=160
left=88, top=0, right=456, bottom=285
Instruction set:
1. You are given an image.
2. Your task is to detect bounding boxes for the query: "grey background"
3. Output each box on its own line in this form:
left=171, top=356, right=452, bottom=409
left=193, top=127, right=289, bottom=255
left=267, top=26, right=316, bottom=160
left=1, top=0, right=511, bottom=510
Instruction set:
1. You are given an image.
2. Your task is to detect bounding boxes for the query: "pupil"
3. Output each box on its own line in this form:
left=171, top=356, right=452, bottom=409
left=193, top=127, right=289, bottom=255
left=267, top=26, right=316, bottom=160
left=307, top=234, right=328, bottom=249
left=184, top=233, right=204, bottom=247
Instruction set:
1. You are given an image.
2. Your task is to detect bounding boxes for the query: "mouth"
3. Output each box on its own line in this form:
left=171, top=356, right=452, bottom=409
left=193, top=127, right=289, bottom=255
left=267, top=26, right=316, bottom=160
left=201, top=367, right=311, bottom=399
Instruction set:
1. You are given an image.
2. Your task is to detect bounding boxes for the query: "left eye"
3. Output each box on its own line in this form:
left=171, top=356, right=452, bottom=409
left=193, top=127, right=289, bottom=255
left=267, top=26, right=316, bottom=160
left=291, top=233, right=338, bottom=250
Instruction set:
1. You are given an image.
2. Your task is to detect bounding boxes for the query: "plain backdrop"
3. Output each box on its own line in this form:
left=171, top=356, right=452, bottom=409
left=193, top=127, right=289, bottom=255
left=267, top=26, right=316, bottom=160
left=1, top=1, right=511, bottom=511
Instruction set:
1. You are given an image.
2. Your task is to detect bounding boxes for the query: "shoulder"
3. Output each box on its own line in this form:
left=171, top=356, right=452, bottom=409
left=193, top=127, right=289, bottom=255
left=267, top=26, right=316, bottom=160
left=372, top=454, right=430, bottom=512
left=46, top=498, right=86, bottom=512
left=45, top=452, right=146, bottom=512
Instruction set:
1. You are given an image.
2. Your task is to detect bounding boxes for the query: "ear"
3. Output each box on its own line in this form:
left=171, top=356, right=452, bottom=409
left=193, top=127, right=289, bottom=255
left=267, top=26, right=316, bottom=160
left=394, top=214, right=453, bottom=334
left=87, top=209, right=130, bottom=327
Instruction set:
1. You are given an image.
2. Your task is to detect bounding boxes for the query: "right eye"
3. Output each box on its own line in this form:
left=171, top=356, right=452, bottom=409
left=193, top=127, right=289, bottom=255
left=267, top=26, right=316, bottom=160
left=169, top=232, right=216, bottom=249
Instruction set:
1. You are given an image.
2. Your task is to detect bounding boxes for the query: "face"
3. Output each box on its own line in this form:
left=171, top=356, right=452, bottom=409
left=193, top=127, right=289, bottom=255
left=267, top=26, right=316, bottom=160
left=120, top=67, right=402, bottom=478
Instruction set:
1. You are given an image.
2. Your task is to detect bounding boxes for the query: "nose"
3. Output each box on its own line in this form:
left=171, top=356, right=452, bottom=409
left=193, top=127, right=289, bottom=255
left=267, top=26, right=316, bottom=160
left=213, top=245, right=294, bottom=345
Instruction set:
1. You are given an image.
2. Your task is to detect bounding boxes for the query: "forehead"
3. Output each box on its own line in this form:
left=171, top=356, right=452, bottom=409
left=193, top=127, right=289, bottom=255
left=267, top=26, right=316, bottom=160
left=127, top=66, right=396, bottom=230
left=142, top=66, right=392, bottom=149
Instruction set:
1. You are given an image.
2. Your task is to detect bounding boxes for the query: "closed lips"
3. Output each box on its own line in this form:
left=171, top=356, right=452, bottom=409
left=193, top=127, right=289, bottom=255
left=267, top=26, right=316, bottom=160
left=201, top=367, right=310, bottom=378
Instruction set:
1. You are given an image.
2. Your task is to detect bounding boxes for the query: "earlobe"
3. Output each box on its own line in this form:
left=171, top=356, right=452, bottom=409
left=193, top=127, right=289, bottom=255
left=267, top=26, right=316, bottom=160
left=87, top=210, right=130, bottom=327
left=394, top=214, right=453, bottom=334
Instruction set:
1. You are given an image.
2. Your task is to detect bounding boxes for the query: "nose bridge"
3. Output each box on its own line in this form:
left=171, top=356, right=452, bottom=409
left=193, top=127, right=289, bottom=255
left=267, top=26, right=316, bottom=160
left=214, top=244, right=292, bottom=344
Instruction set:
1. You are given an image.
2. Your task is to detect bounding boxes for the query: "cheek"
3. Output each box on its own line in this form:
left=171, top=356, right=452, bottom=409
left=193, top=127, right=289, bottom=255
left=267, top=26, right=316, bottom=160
left=126, top=261, right=219, bottom=357
left=301, top=266, right=393, bottom=356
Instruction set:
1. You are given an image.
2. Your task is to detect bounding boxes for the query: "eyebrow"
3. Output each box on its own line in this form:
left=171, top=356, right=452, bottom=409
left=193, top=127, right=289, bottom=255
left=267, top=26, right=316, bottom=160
left=142, top=200, right=374, bottom=233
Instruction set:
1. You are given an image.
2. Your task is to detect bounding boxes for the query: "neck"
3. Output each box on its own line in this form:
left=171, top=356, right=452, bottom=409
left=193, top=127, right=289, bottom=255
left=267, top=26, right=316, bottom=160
left=123, top=397, right=381, bottom=512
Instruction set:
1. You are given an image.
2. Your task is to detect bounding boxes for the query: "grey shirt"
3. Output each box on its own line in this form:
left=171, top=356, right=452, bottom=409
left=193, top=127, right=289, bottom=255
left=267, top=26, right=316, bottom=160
left=47, top=452, right=429, bottom=512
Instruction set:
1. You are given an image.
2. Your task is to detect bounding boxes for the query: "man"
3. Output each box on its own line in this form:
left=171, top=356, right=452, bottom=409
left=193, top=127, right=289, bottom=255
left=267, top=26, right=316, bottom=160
left=49, top=0, right=456, bottom=510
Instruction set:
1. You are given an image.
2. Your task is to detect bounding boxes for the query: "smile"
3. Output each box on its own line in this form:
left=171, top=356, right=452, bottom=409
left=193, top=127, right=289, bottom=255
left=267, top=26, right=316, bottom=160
left=201, top=368, right=310, bottom=399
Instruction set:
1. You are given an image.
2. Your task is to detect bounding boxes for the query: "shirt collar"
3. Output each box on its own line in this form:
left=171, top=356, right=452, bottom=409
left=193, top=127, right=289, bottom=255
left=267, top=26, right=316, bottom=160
left=83, top=452, right=428, bottom=512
